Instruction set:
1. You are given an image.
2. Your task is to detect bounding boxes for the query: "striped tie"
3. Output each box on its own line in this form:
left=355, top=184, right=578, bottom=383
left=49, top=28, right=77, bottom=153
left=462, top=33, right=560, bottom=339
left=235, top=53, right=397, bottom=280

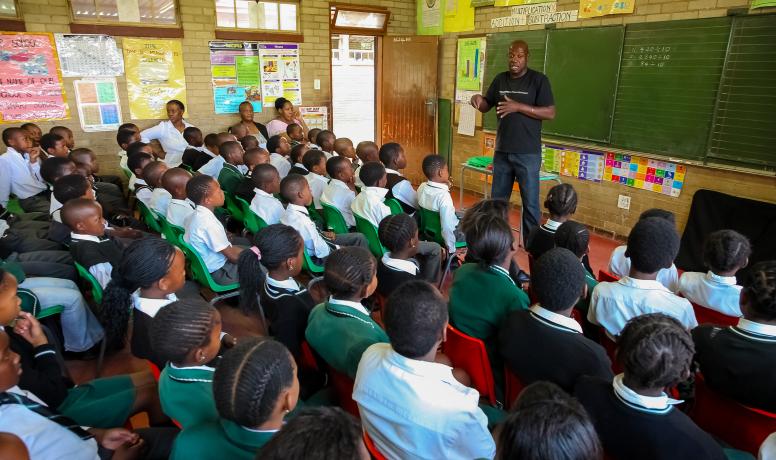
left=0, top=392, right=94, bottom=440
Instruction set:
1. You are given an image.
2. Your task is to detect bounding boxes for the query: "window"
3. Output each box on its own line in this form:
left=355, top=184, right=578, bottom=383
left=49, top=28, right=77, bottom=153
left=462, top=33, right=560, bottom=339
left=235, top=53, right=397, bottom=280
left=69, top=0, right=178, bottom=25
left=216, top=0, right=299, bottom=32
left=0, top=0, right=19, bottom=18
left=330, top=4, right=389, bottom=34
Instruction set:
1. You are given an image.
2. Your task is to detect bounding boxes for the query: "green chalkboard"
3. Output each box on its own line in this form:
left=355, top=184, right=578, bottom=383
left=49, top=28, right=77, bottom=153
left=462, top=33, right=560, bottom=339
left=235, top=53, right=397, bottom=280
left=707, top=15, right=776, bottom=168
left=542, top=26, right=624, bottom=142
left=482, top=30, right=547, bottom=131
left=438, top=98, right=452, bottom=162
left=610, top=17, right=732, bottom=161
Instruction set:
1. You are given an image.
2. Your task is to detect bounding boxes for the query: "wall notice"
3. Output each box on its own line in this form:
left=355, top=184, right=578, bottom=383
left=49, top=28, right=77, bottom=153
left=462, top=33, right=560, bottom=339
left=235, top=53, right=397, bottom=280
left=73, top=78, right=122, bottom=132
left=122, top=38, right=187, bottom=120
left=209, top=41, right=262, bottom=114
left=258, top=43, right=301, bottom=107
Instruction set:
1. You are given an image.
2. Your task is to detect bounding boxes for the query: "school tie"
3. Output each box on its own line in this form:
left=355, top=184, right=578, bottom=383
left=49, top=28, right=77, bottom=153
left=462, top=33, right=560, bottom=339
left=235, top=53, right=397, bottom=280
left=0, top=392, right=94, bottom=440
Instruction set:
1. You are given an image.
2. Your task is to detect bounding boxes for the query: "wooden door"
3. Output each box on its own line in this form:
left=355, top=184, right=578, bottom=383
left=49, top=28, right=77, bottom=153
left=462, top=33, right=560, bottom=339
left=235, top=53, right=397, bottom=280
left=379, top=36, right=438, bottom=184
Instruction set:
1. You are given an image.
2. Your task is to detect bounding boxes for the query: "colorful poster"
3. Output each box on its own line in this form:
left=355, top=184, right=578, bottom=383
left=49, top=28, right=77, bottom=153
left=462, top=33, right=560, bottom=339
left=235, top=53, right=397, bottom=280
left=542, top=145, right=561, bottom=173
left=579, top=0, right=634, bottom=18
left=418, top=0, right=444, bottom=35
left=299, top=106, right=328, bottom=131
left=495, top=0, right=551, bottom=6
left=0, top=33, right=69, bottom=122
left=122, top=38, right=186, bottom=120
left=73, top=78, right=122, bottom=132
left=444, top=0, right=475, bottom=32
left=259, top=44, right=301, bottom=107
left=604, top=152, right=686, bottom=197
left=456, top=38, right=485, bottom=91
left=559, top=148, right=605, bottom=182
left=54, top=34, right=124, bottom=77
left=751, top=0, right=776, bottom=8
left=209, top=41, right=262, bottom=114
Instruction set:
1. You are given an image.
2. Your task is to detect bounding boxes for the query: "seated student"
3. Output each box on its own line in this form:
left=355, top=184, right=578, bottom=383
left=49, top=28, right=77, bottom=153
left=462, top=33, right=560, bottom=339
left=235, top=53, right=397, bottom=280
left=353, top=280, right=495, bottom=459
left=350, top=161, right=390, bottom=227
left=125, top=141, right=155, bottom=191
left=234, top=147, right=270, bottom=201
left=198, top=133, right=220, bottom=170
left=500, top=248, right=612, bottom=394
left=49, top=126, right=74, bottom=151
left=376, top=213, right=421, bottom=297
left=170, top=337, right=299, bottom=459
left=555, top=221, right=598, bottom=316
left=306, top=247, right=386, bottom=378
left=316, top=130, right=336, bottom=159
left=379, top=142, right=418, bottom=214
left=216, top=140, right=246, bottom=196
left=417, top=154, right=463, bottom=254
left=184, top=175, right=246, bottom=285
left=355, top=141, right=380, bottom=186
left=575, top=314, right=725, bottom=460
left=21, top=122, right=42, bottom=148
left=39, top=133, right=69, bottom=158
left=258, top=407, right=365, bottom=460
left=692, top=260, right=776, bottom=412
left=588, top=217, right=696, bottom=338
left=143, top=161, right=170, bottom=216
left=151, top=299, right=228, bottom=428
left=248, top=164, right=284, bottom=226
left=496, top=381, right=602, bottom=459
left=40, top=156, right=76, bottom=221
left=288, top=143, right=309, bottom=176
left=303, top=149, right=328, bottom=210
left=609, top=208, right=680, bottom=291
left=307, top=128, right=322, bottom=149
left=267, top=134, right=292, bottom=179
left=0, top=127, right=49, bottom=213
left=128, top=152, right=153, bottom=202
left=334, top=137, right=356, bottom=163
left=229, top=122, right=249, bottom=142
left=525, top=183, right=577, bottom=262
left=198, top=132, right=238, bottom=178
left=181, top=126, right=212, bottom=171
left=678, top=229, right=750, bottom=317
left=0, top=217, right=67, bottom=274
left=69, top=147, right=123, bottom=193
left=116, top=126, right=141, bottom=171
left=49, top=175, right=94, bottom=245
left=162, top=167, right=194, bottom=228
left=320, top=156, right=356, bottom=227
left=62, top=198, right=122, bottom=289
left=279, top=174, right=367, bottom=261
left=240, top=134, right=259, bottom=152
left=137, top=160, right=168, bottom=208
left=286, top=123, right=306, bottom=146
left=238, top=224, right=317, bottom=358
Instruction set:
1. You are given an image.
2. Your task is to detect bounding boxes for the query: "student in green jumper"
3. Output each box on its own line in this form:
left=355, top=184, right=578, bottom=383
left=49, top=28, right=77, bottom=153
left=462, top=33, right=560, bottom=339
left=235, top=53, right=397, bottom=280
left=305, top=247, right=387, bottom=379
left=217, top=140, right=246, bottom=196
left=171, top=337, right=299, bottom=460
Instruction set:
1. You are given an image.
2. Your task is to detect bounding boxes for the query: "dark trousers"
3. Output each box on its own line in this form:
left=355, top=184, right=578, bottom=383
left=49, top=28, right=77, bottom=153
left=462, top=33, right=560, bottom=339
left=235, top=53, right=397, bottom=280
left=491, top=151, right=542, bottom=243
left=18, top=194, right=50, bottom=214
left=6, top=251, right=76, bottom=281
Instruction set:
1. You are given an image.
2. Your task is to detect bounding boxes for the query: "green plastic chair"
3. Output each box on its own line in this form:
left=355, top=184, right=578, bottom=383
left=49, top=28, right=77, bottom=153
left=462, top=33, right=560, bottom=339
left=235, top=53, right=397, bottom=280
left=321, top=203, right=350, bottom=234
left=136, top=200, right=162, bottom=234
left=354, top=214, right=387, bottom=258
left=236, top=196, right=268, bottom=235
left=384, top=198, right=404, bottom=215
left=180, top=164, right=194, bottom=173
left=418, top=207, right=467, bottom=288
left=6, top=198, right=23, bottom=215
left=308, top=204, right=326, bottom=229
left=158, top=215, right=185, bottom=246
left=18, top=288, right=64, bottom=320
left=177, top=239, right=239, bottom=293
left=74, top=261, right=104, bottom=305
left=121, top=166, right=133, bottom=180
left=224, top=192, right=245, bottom=222
left=302, top=247, right=325, bottom=275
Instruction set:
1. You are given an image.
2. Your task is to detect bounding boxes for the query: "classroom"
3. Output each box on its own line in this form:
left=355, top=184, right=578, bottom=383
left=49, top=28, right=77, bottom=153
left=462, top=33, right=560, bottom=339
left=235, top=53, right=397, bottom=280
left=0, top=0, right=775, bottom=458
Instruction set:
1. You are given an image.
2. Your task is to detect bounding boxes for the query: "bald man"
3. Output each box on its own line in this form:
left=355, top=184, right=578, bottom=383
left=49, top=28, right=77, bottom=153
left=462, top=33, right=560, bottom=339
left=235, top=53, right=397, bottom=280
left=471, top=40, right=555, bottom=243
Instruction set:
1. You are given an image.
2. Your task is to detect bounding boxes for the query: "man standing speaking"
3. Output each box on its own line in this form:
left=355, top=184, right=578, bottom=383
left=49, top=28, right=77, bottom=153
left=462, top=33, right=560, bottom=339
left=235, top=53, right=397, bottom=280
left=470, top=40, right=555, bottom=242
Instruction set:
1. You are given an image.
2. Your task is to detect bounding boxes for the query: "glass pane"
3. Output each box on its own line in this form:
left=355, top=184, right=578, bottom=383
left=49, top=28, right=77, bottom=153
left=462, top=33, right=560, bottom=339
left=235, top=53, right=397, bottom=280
left=236, top=0, right=259, bottom=29
left=154, top=0, right=177, bottom=24
left=334, top=10, right=387, bottom=30
left=215, top=0, right=235, bottom=28
left=0, top=0, right=16, bottom=17
left=257, top=1, right=278, bottom=30
left=71, top=0, right=95, bottom=20
left=279, top=3, right=296, bottom=31
left=95, top=0, right=119, bottom=21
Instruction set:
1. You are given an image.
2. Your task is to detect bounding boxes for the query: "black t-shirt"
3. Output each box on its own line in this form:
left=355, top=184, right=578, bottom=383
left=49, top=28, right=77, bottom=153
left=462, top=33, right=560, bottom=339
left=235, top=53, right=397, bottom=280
left=484, top=68, right=554, bottom=154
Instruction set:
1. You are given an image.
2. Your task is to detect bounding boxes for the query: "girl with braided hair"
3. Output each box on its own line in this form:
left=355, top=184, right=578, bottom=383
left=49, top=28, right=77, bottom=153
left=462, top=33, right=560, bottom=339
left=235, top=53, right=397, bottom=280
left=376, top=213, right=422, bottom=298
left=525, top=183, right=578, bottom=261
left=170, top=337, right=299, bottom=459
left=575, top=313, right=725, bottom=460
left=693, top=260, right=776, bottom=412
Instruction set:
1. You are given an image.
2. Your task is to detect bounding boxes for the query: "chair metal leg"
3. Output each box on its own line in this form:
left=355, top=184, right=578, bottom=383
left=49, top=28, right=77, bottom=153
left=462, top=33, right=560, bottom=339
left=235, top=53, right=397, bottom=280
left=438, top=253, right=455, bottom=290
left=95, top=338, right=106, bottom=377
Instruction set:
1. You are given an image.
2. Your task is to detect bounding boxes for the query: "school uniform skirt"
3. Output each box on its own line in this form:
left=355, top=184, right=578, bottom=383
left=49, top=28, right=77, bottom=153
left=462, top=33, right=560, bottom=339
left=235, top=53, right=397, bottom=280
left=58, top=375, right=135, bottom=428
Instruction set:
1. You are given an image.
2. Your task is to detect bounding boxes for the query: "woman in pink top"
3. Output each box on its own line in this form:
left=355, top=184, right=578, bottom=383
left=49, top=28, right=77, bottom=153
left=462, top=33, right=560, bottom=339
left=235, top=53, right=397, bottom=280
left=266, top=97, right=309, bottom=137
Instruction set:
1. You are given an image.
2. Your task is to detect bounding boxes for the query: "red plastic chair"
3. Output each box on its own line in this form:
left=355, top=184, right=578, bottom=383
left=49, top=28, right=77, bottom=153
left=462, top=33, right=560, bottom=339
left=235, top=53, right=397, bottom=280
left=442, top=325, right=497, bottom=406
left=504, top=367, right=526, bottom=409
left=148, top=361, right=161, bottom=381
left=597, top=327, right=623, bottom=374
left=690, top=301, right=738, bottom=327
left=363, top=430, right=387, bottom=460
left=300, top=341, right=320, bottom=372
left=598, top=269, right=620, bottom=283
left=691, top=373, right=776, bottom=454
left=329, top=366, right=360, bottom=418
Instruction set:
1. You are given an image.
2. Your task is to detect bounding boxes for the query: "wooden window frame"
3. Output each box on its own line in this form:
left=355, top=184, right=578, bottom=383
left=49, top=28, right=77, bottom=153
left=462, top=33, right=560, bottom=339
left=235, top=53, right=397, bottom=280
left=330, top=3, right=390, bottom=36
left=0, top=0, right=24, bottom=31
left=67, top=0, right=183, bottom=38
left=214, top=0, right=302, bottom=42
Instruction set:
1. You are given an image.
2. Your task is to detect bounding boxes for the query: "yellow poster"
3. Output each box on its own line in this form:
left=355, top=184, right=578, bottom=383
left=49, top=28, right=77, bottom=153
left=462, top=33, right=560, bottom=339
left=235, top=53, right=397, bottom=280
left=494, top=0, right=550, bottom=6
left=579, top=0, right=634, bottom=17
left=122, top=38, right=187, bottom=119
left=444, top=0, right=475, bottom=32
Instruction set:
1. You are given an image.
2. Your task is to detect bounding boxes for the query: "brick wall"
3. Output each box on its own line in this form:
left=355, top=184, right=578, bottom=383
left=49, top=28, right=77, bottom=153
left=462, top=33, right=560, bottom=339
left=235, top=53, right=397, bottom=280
left=440, top=1, right=776, bottom=236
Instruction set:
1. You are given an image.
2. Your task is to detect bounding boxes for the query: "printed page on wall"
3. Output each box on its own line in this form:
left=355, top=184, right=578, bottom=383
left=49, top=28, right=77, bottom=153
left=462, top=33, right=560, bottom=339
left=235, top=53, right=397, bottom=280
left=122, top=38, right=187, bottom=120
left=209, top=41, right=263, bottom=114
left=73, top=78, right=122, bottom=132
left=579, top=0, right=634, bottom=17
left=299, top=107, right=328, bottom=131
left=54, top=34, right=124, bottom=77
left=417, top=0, right=444, bottom=35
left=259, top=44, right=301, bottom=108
left=456, top=37, right=485, bottom=91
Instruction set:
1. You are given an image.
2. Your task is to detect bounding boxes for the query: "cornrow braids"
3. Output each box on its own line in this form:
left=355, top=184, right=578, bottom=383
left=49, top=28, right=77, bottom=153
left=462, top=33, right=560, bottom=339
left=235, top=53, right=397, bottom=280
left=213, top=337, right=295, bottom=428
left=617, top=313, right=694, bottom=390
left=554, top=221, right=590, bottom=259
left=150, top=299, right=217, bottom=364
left=378, top=213, right=417, bottom=253
left=742, top=261, right=776, bottom=321
left=703, top=229, right=751, bottom=273
left=323, top=247, right=376, bottom=299
left=544, top=183, right=578, bottom=217
left=464, top=212, right=514, bottom=267
left=100, top=238, right=178, bottom=350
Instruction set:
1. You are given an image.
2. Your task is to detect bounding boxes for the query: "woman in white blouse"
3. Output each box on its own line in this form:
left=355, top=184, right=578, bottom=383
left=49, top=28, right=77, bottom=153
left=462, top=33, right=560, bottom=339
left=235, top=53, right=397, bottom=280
left=140, top=99, right=193, bottom=167
left=265, top=97, right=309, bottom=138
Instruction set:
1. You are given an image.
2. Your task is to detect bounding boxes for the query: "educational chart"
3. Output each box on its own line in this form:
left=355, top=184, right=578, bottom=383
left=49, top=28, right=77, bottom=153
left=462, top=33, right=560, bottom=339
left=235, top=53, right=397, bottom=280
left=299, top=106, right=328, bottom=131
left=604, top=153, right=686, bottom=197
left=559, top=148, right=605, bottom=182
left=54, top=34, right=124, bottom=77
left=456, top=37, right=485, bottom=91
left=541, top=145, right=561, bottom=173
left=209, top=41, right=262, bottom=114
left=579, top=0, right=634, bottom=18
left=417, top=0, right=443, bottom=35
left=0, top=32, right=69, bottom=122
left=73, top=78, right=122, bottom=132
left=122, top=38, right=187, bottom=120
left=258, top=44, right=301, bottom=107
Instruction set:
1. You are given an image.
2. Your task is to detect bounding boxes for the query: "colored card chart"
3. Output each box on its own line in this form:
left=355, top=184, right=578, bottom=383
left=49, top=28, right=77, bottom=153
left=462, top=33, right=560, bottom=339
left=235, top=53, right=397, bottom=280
left=560, top=149, right=605, bottom=182
left=541, top=145, right=561, bottom=173
left=73, top=78, right=122, bottom=132
left=603, top=153, right=686, bottom=197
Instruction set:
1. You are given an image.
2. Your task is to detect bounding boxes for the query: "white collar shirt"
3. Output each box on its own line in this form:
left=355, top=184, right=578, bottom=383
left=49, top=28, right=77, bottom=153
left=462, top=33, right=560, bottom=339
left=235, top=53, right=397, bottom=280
left=249, top=188, right=284, bottom=226
left=305, top=172, right=329, bottom=209
left=353, top=343, right=495, bottom=460
left=183, top=205, right=231, bottom=273
left=50, top=194, right=63, bottom=223
left=678, top=271, right=742, bottom=317
left=166, top=198, right=195, bottom=228
left=280, top=203, right=331, bottom=259
left=329, top=296, right=370, bottom=316
left=542, top=218, right=562, bottom=231
left=612, top=374, right=682, bottom=414
left=198, top=155, right=225, bottom=178
left=132, top=291, right=177, bottom=318
left=134, top=179, right=153, bottom=205
left=269, top=153, right=291, bottom=179
left=381, top=253, right=419, bottom=275
left=417, top=181, right=459, bottom=252
left=588, top=276, right=697, bottom=337
left=118, top=149, right=128, bottom=169
left=608, top=245, right=679, bottom=292
left=140, top=119, right=193, bottom=166
left=0, top=147, right=47, bottom=206
left=351, top=186, right=390, bottom=228
left=354, top=164, right=365, bottom=189
left=320, top=179, right=356, bottom=226
left=293, top=162, right=307, bottom=172
left=266, top=275, right=302, bottom=291
left=70, top=232, right=114, bottom=289
left=530, top=304, right=584, bottom=333
left=736, top=318, right=776, bottom=338
left=149, top=188, right=172, bottom=216
left=385, top=168, right=418, bottom=209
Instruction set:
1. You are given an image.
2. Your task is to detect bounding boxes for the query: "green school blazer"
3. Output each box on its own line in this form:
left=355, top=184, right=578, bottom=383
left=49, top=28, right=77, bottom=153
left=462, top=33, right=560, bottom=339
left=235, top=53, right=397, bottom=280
left=170, top=419, right=276, bottom=460
left=158, top=363, right=218, bottom=429
left=305, top=301, right=389, bottom=379
left=218, top=163, right=245, bottom=195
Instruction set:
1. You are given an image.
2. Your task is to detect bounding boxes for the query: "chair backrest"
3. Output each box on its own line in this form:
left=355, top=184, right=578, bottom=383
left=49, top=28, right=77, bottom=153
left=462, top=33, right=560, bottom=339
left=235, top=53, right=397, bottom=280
left=74, top=261, right=104, bottom=305
left=158, top=215, right=185, bottom=246
left=236, top=196, right=267, bottom=234
left=302, top=247, right=325, bottom=275
left=136, top=200, right=162, bottom=233
left=308, top=204, right=326, bottom=228
left=442, top=325, right=497, bottom=406
left=223, top=192, right=245, bottom=222
left=328, top=365, right=360, bottom=418
left=299, top=341, right=320, bottom=372
left=418, top=207, right=445, bottom=247
left=504, top=367, right=526, bottom=408
left=148, top=361, right=162, bottom=381
left=121, top=167, right=133, bottom=179
left=354, top=214, right=387, bottom=258
left=363, top=430, right=387, bottom=460
left=691, top=373, right=776, bottom=454
left=597, top=269, right=620, bottom=283
left=322, top=202, right=350, bottom=234
left=384, top=198, right=403, bottom=215
left=691, top=301, right=738, bottom=327
left=177, top=239, right=239, bottom=293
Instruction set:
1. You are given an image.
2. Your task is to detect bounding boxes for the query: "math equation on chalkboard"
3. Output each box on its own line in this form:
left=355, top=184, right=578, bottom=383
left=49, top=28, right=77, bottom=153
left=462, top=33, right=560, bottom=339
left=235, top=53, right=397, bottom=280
left=624, top=46, right=672, bottom=68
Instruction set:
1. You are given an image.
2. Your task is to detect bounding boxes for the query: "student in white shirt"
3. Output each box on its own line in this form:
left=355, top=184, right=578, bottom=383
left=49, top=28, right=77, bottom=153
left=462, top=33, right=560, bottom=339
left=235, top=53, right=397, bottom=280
left=267, top=134, right=292, bottom=179
left=183, top=175, right=247, bottom=285
left=116, top=127, right=140, bottom=173
left=249, top=164, right=285, bottom=226
left=589, top=217, right=697, bottom=337
left=316, top=130, right=336, bottom=159
left=140, top=99, right=193, bottom=167
left=379, top=142, right=418, bottom=214
left=0, top=128, right=48, bottom=213
left=608, top=208, right=680, bottom=292
left=143, top=161, right=170, bottom=216
left=354, top=141, right=380, bottom=189
left=302, top=149, right=328, bottom=210
left=128, top=153, right=154, bottom=205
left=287, top=143, right=309, bottom=176
left=162, top=167, right=195, bottom=229
left=353, top=281, right=496, bottom=460
left=135, top=160, right=167, bottom=209
left=124, top=141, right=155, bottom=191
left=417, top=154, right=464, bottom=253
left=678, top=229, right=750, bottom=318
left=351, top=161, right=391, bottom=228
left=62, top=199, right=122, bottom=290
left=320, top=156, right=355, bottom=227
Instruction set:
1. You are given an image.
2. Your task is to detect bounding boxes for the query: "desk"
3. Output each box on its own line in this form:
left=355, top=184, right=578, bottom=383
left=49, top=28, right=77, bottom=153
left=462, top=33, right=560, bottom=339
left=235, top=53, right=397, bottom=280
left=458, top=163, right=562, bottom=210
